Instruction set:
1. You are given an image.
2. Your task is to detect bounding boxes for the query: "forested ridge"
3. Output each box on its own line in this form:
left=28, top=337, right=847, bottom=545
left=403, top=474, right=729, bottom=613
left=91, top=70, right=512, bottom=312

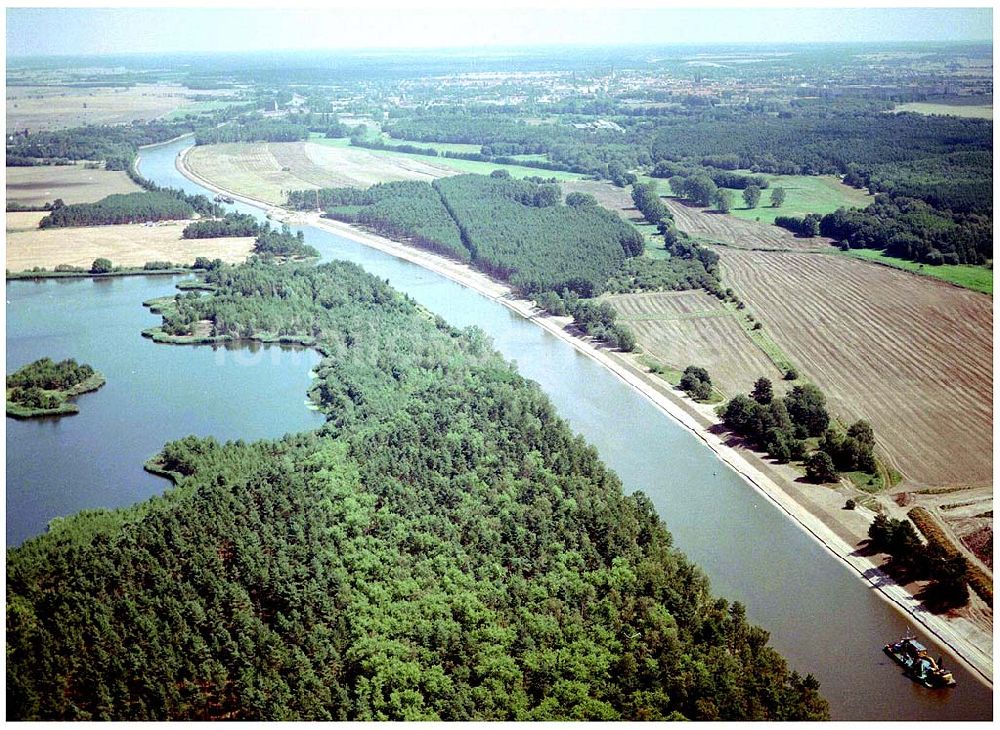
left=7, top=259, right=828, bottom=721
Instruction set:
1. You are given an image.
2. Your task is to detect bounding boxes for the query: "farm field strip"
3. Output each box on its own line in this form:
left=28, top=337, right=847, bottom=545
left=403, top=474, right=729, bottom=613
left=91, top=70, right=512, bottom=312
left=186, top=141, right=460, bottom=204
left=310, top=136, right=586, bottom=180
left=663, top=198, right=832, bottom=251
left=892, top=102, right=994, bottom=119
left=5, top=219, right=255, bottom=271
left=606, top=290, right=786, bottom=398
left=6, top=164, right=142, bottom=206
left=840, top=248, right=993, bottom=295
left=715, top=246, right=992, bottom=487
left=6, top=83, right=228, bottom=131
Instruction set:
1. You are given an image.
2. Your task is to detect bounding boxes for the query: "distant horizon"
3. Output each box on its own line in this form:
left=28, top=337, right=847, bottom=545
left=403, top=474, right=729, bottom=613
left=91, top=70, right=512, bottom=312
left=7, top=37, right=996, bottom=63
left=6, top=7, right=992, bottom=58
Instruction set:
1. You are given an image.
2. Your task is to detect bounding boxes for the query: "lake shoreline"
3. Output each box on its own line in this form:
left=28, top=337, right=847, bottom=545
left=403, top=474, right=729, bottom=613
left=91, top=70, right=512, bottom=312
left=176, top=145, right=993, bottom=687
left=6, top=267, right=198, bottom=282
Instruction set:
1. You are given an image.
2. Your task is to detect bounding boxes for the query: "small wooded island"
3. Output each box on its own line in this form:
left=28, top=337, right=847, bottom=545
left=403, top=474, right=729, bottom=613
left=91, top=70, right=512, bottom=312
left=6, top=357, right=106, bottom=418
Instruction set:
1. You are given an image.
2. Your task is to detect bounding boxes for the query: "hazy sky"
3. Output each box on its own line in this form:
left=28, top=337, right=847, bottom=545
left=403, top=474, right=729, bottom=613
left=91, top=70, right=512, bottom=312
left=6, top=6, right=993, bottom=57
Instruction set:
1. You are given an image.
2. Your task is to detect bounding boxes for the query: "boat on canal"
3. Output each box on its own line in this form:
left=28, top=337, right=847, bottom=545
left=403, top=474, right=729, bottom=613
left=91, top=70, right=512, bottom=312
left=884, top=633, right=957, bottom=689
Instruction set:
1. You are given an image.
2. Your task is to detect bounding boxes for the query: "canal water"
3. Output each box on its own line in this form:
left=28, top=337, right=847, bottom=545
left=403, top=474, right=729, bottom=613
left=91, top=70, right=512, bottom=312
left=5, top=137, right=990, bottom=720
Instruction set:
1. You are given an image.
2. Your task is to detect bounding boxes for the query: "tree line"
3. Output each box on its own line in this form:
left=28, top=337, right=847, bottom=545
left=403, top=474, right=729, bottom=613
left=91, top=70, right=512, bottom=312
left=38, top=191, right=196, bottom=228
left=194, top=119, right=311, bottom=145
left=5, top=119, right=195, bottom=168
left=818, top=196, right=991, bottom=265
left=252, top=225, right=319, bottom=259
left=719, top=377, right=878, bottom=483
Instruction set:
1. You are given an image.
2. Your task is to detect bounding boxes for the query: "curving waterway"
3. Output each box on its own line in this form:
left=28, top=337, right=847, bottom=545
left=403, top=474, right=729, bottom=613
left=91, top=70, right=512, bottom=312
left=5, top=137, right=991, bottom=720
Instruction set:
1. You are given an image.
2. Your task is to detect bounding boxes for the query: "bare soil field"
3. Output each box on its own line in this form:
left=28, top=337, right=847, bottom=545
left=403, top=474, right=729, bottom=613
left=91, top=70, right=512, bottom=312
left=5, top=217, right=254, bottom=271
left=560, top=179, right=832, bottom=251
left=185, top=141, right=457, bottom=205
left=6, top=164, right=141, bottom=206
left=6, top=84, right=233, bottom=132
left=605, top=289, right=785, bottom=398
left=910, top=486, right=993, bottom=571
left=714, top=247, right=993, bottom=489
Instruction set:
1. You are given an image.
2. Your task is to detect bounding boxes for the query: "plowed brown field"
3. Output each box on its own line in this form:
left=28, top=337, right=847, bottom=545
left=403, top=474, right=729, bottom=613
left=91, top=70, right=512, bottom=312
left=607, top=289, right=786, bottom=398
left=715, top=247, right=993, bottom=488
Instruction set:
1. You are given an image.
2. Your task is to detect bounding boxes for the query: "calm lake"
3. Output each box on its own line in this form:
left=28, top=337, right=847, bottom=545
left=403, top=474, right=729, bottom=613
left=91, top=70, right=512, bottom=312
left=4, top=137, right=990, bottom=720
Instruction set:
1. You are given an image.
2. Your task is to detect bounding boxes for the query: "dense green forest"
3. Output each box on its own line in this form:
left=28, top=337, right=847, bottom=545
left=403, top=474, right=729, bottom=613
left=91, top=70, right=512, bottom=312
left=183, top=213, right=262, bottom=239
left=38, top=191, right=195, bottom=227
left=285, top=174, right=714, bottom=351
left=435, top=173, right=642, bottom=296
left=289, top=173, right=644, bottom=297
left=7, top=259, right=828, bottom=720
left=381, top=105, right=991, bottom=271
left=316, top=181, right=469, bottom=262
left=6, top=119, right=195, bottom=167
left=819, top=196, right=991, bottom=265
left=252, top=226, right=320, bottom=259
left=848, top=151, right=992, bottom=215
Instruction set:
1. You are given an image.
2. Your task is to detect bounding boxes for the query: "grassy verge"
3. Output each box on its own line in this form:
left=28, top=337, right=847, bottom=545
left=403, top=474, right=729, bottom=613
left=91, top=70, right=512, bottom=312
left=839, top=248, right=992, bottom=295
left=722, top=301, right=799, bottom=377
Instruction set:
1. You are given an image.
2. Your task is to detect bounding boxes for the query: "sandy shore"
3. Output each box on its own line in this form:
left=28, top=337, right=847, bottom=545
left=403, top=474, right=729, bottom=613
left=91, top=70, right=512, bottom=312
left=176, top=147, right=992, bottom=686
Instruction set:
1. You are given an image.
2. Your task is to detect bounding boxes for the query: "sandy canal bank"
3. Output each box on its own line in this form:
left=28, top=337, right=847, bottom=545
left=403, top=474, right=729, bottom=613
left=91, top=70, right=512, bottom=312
left=176, top=145, right=992, bottom=687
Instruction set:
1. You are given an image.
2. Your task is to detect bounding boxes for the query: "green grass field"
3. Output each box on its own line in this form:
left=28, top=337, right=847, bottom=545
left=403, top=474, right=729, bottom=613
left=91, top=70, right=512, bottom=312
left=841, top=248, right=993, bottom=295
left=727, top=174, right=874, bottom=225
left=382, top=136, right=484, bottom=154
left=893, top=102, right=993, bottom=120
left=310, top=136, right=585, bottom=181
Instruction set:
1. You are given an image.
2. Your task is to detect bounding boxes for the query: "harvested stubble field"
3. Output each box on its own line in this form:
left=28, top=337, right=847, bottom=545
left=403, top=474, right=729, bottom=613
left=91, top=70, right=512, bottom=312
left=6, top=84, right=237, bottom=132
left=560, top=179, right=831, bottom=251
left=6, top=164, right=142, bottom=206
left=5, top=214, right=254, bottom=271
left=185, top=141, right=458, bottom=205
left=714, top=246, right=993, bottom=488
left=606, top=289, right=786, bottom=398
left=663, top=199, right=833, bottom=251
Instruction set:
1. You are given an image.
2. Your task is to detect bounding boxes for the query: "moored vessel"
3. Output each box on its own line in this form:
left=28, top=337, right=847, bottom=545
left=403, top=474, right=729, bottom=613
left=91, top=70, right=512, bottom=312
left=884, top=633, right=957, bottom=688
